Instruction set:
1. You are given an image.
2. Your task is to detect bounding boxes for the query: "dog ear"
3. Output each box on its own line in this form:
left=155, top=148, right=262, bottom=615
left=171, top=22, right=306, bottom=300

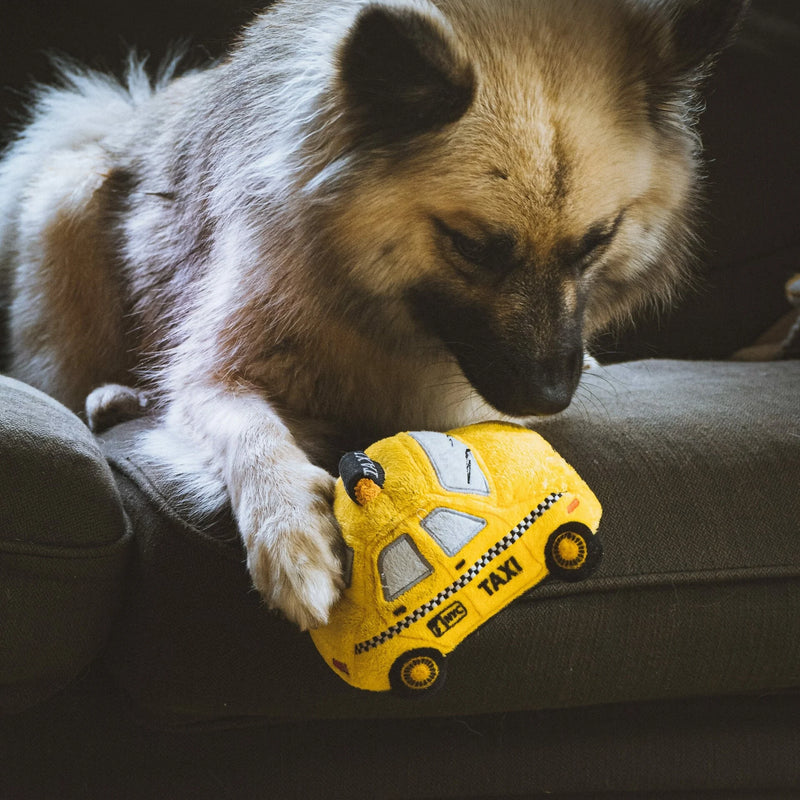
left=338, top=2, right=475, bottom=143
left=632, top=0, right=750, bottom=126
left=666, top=0, right=751, bottom=78
left=643, top=0, right=751, bottom=83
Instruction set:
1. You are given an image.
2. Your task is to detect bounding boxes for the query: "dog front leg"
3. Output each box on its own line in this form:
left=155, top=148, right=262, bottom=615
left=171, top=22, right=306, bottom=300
left=155, top=387, right=344, bottom=630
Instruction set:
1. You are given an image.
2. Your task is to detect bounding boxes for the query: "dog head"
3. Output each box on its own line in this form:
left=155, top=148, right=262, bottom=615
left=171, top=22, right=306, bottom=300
left=309, top=0, right=749, bottom=417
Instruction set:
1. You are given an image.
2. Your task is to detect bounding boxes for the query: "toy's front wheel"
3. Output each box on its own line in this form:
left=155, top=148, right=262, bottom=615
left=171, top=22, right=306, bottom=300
left=545, top=523, right=602, bottom=582
left=390, top=648, right=446, bottom=697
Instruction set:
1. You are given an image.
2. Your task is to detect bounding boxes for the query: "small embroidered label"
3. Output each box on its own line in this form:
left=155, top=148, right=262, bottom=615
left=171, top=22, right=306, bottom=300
left=426, top=601, right=468, bottom=638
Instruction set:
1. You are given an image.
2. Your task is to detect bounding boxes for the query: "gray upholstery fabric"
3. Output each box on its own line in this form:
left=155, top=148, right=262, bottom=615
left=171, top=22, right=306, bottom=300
left=0, top=377, right=132, bottom=712
left=2, top=676, right=800, bottom=797
left=97, top=360, right=800, bottom=726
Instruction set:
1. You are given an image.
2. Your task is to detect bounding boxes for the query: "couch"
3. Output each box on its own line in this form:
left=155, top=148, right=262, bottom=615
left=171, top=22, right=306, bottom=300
left=1, top=1, right=799, bottom=797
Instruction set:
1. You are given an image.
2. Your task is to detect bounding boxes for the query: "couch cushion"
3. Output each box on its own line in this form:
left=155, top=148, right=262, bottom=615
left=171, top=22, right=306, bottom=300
left=98, top=360, right=800, bottom=727
left=0, top=376, right=132, bottom=712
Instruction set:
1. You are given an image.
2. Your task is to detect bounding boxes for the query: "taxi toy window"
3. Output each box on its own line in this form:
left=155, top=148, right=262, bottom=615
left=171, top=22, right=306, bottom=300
left=409, top=431, right=490, bottom=496
left=420, top=508, right=487, bottom=557
left=378, top=534, right=433, bottom=602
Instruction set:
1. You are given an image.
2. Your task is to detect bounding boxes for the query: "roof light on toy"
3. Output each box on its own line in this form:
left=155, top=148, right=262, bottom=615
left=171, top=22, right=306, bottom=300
left=339, top=450, right=386, bottom=506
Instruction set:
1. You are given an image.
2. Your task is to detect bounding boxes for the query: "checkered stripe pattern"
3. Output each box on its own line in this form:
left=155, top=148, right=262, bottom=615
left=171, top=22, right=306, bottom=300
left=354, top=492, right=563, bottom=655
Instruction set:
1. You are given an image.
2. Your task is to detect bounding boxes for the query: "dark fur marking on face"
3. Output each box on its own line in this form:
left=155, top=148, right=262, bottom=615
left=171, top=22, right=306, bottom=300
left=432, top=217, right=518, bottom=281
left=547, top=131, right=571, bottom=207
left=379, top=241, right=398, bottom=259
left=566, top=210, right=626, bottom=272
left=404, top=277, right=583, bottom=417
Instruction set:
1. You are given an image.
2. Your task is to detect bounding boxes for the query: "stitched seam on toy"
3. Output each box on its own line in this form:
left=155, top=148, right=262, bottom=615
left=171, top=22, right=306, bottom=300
left=354, top=492, right=563, bottom=655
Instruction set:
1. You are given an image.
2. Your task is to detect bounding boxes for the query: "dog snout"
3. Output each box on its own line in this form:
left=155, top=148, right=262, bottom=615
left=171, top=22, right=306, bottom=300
left=497, top=347, right=583, bottom=417
left=454, top=338, right=583, bottom=418
left=525, top=349, right=583, bottom=415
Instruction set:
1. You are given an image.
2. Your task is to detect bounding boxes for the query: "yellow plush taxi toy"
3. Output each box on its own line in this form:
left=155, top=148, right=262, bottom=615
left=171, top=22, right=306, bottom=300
left=310, top=421, right=603, bottom=696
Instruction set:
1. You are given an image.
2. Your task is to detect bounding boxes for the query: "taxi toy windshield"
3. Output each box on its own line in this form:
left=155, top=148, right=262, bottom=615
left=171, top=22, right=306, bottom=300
left=310, top=421, right=603, bottom=696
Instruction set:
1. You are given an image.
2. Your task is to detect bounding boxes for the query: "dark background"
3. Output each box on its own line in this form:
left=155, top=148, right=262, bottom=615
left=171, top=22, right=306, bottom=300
left=1, top=0, right=799, bottom=361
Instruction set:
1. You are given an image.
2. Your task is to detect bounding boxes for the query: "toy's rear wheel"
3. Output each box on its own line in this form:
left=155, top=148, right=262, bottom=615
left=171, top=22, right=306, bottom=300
left=390, top=648, right=446, bottom=697
left=545, top=523, right=602, bottom=582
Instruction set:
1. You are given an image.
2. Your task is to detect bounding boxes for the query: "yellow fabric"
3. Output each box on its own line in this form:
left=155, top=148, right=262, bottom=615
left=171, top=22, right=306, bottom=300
left=310, top=422, right=602, bottom=693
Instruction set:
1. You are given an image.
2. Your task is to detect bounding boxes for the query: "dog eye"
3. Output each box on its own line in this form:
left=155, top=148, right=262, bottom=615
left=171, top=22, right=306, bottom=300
left=575, top=211, right=625, bottom=269
left=434, top=218, right=514, bottom=274
left=450, top=229, right=490, bottom=265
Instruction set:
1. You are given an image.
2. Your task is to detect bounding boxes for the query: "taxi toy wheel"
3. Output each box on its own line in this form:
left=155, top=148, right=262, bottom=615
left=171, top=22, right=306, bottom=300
left=390, top=648, right=446, bottom=697
left=545, top=523, right=602, bottom=582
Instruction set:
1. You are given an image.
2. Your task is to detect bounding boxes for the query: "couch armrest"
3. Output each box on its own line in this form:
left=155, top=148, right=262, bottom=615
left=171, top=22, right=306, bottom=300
left=0, top=376, right=131, bottom=712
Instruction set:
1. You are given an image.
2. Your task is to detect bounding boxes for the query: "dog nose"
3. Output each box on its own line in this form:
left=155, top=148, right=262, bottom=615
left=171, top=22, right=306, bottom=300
left=524, top=381, right=574, bottom=415
left=505, top=349, right=583, bottom=417
left=530, top=349, right=583, bottom=413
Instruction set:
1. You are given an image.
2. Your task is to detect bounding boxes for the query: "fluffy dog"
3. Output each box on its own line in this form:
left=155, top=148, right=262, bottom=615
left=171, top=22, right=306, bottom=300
left=0, top=0, right=748, bottom=627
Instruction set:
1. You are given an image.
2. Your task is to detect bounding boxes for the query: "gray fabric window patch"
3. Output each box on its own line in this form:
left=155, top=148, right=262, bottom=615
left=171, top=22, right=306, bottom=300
left=420, top=508, right=487, bottom=557
left=378, top=534, right=433, bottom=602
left=409, top=431, right=490, bottom=496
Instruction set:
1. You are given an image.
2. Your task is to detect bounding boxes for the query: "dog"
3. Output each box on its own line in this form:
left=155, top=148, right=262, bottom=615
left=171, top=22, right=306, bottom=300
left=0, top=0, right=748, bottom=629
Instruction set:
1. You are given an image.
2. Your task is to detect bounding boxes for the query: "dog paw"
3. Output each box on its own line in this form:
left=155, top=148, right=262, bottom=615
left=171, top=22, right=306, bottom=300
left=86, top=383, right=150, bottom=433
left=240, top=463, right=344, bottom=630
